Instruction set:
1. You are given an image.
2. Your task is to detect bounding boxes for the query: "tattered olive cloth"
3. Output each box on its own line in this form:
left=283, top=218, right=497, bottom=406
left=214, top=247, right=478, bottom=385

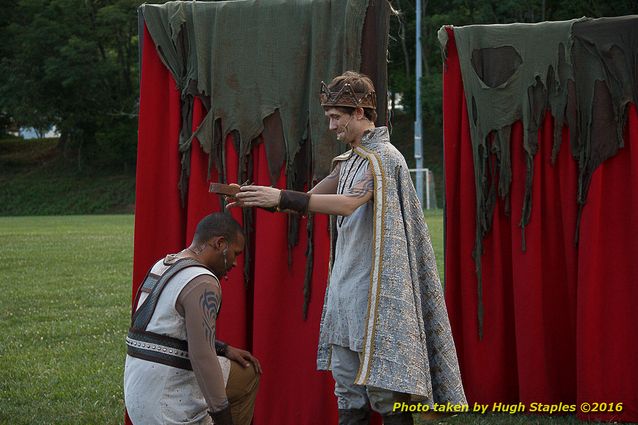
left=438, top=16, right=638, bottom=336
left=140, top=0, right=372, bottom=196
left=317, top=128, right=467, bottom=403
left=140, top=0, right=390, bottom=304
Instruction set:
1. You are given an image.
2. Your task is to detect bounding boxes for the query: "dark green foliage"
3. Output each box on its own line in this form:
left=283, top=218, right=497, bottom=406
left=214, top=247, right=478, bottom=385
left=0, top=0, right=140, bottom=172
left=1, top=0, right=636, bottom=188
left=0, top=170, right=136, bottom=215
left=0, top=138, right=136, bottom=215
left=0, top=112, right=17, bottom=138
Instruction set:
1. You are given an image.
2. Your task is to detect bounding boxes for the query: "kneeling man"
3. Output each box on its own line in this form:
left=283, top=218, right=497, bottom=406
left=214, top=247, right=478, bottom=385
left=124, top=212, right=261, bottom=425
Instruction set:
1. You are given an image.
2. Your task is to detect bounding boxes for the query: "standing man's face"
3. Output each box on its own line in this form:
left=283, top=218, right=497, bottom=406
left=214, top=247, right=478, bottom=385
left=324, top=107, right=356, bottom=144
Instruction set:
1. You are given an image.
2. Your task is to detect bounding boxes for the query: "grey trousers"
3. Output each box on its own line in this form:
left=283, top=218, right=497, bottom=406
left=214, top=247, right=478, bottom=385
left=330, top=344, right=411, bottom=415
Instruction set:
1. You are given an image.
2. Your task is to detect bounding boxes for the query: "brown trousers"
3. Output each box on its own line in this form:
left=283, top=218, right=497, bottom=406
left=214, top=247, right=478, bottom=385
left=225, top=360, right=260, bottom=425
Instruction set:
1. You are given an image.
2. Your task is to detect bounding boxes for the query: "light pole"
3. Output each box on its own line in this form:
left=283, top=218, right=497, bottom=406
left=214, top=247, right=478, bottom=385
left=414, top=0, right=424, bottom=207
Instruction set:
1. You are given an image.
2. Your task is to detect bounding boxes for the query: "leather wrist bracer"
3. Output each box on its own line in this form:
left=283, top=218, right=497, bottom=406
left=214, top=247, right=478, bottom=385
left=278, top=190, right=310, bottom=215
left=214, top=340, right=228, bottom=356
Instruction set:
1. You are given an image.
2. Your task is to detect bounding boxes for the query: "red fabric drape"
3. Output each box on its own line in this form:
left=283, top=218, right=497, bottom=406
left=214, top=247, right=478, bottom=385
left=130, top=27, right=386, bottom=425
left=250, top=146, right=337, bottom=424
left=443, top=27, right=638, bottom=422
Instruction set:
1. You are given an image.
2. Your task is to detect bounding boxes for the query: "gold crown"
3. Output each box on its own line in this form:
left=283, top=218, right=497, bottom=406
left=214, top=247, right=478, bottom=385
left=320, top=81, right=376, bottom=110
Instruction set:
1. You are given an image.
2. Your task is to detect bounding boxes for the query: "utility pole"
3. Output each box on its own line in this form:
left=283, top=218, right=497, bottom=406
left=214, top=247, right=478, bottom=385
left=414, top=0, right=424, bottom=206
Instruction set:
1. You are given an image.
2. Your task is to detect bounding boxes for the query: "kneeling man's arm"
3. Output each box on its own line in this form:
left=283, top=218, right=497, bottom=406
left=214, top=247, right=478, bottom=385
left=179, top=276, right=233, bottom=424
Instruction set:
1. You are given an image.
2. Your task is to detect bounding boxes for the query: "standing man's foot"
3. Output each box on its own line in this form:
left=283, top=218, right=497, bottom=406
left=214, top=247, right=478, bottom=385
left=416, top=411, right=456, bottom=422
left=382, top=412, right=414, bottom=425
left=338, top=408, right=371, bottom=425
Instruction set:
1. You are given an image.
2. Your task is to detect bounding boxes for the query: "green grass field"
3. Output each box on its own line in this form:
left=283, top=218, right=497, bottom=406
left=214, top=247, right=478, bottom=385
left=0, top=214, right=595, bottom=424
left=0, top=216, right=133, bottom=424
left=424, top=209, right=444, bottom=283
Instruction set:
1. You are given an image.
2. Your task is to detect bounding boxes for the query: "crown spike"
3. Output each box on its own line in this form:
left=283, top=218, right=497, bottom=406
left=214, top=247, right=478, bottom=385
left=320, top=81, right=376, bottom=110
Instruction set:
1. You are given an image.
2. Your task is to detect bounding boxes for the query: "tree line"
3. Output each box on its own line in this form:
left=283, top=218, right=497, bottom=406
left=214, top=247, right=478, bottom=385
left=0, top=0, right=141, bottom=171
left=1, top=0, right=635, bottom=172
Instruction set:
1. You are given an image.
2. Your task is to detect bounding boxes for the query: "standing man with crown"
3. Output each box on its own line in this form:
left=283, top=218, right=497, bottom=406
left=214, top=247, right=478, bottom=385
left=229, top=71, right=466, bottom=425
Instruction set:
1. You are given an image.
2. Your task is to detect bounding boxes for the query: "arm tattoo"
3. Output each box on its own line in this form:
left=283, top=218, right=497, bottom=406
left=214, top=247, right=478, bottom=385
left=344, top=173, right=375, bottom=198
left=200, top=289, right=219, bottom=352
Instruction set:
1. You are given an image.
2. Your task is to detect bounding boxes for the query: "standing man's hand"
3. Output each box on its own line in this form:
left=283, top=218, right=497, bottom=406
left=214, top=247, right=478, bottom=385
left=225, top=345, right=263, bottom=374
left=228, top=186, right=281, bottom=209
left=223, top=183, right=243, bottom=207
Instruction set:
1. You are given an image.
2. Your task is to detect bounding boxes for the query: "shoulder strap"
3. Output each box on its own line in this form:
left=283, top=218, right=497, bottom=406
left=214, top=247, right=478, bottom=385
left=131, top=258, right=212, bottom=330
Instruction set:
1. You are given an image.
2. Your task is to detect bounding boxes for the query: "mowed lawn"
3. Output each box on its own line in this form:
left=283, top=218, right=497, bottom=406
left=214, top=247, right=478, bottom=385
left=0, top=215, right=133, bottom=424
left=0, top=213, right=589, bottom=424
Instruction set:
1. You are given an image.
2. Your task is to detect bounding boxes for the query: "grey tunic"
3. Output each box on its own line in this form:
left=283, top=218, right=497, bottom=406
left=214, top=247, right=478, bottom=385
left=317, top=127, right=466, bottom=404
left=322, top=153, right=373, bottom=352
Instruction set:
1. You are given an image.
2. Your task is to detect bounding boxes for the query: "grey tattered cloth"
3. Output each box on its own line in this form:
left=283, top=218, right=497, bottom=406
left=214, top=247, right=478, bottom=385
left=140, top=0, right=370, bottom=196
left=317, top=127, right=467, bottom=404
left=438, top=17, right=638, bottom=336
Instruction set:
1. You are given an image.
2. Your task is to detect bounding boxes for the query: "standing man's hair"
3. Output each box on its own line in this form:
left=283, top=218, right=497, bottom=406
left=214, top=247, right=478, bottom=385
left=323, top=71, right=378, bottom=122
left=193, top=212, right=243, bottom=244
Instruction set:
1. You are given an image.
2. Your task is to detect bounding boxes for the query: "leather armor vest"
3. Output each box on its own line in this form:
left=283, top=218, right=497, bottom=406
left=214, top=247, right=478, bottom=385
left=126, top=258, right=219, bottom=370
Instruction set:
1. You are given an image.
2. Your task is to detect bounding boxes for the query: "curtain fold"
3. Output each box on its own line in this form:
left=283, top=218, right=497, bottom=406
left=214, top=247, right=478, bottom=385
left=444, top=27, right=638, bottom=422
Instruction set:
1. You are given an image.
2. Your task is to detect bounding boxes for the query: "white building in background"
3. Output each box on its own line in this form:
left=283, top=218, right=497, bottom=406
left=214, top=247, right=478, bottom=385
left=18, top=126, right=60, bottom=139
left=388, top=91, right=405, bottom=111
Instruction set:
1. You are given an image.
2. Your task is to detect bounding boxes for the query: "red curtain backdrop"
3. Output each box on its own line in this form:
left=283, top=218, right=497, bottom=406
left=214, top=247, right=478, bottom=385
left=443, top=27, right=638, bottom=422
left=130, top=27, right=385, bottom=425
